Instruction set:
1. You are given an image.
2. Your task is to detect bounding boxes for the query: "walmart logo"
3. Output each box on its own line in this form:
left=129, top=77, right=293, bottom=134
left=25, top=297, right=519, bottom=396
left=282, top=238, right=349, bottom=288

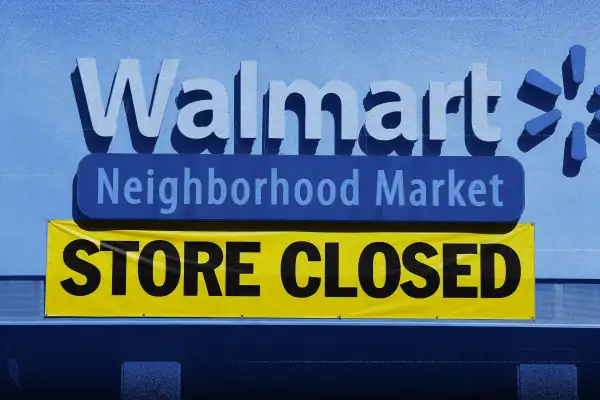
left=518, top=44, right=600, bottom=174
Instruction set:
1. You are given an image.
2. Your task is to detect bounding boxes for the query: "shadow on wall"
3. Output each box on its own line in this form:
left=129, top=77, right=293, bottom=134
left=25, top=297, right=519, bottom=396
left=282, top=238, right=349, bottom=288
left=517, top=120, right=560, bottom=153
left=234, top=70, right=255, bottom=154
left=421, top=72, right=500, bottom=157
left=71, top=67, right=162, bottom=154
left=170, top=89, right=227, bottom=154
left=358, top=91, right=413, bottom=156
left=563, top=127, right=583, bottom=178
left=421, top=90, right=461, bottom=156
left=562, top=52, right=583, bottom=101
left=260, top=91, right=358, bottom=156
left=463, top=72, right=500, bottom=157
left=71, top=66, right=112, bottom=154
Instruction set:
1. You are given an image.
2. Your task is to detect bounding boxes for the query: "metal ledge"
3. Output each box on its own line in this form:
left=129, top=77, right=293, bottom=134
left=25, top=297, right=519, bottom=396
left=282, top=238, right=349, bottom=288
left=2, top=277, right=600, bottom=327
left=4, top=319, right=600, bottom=328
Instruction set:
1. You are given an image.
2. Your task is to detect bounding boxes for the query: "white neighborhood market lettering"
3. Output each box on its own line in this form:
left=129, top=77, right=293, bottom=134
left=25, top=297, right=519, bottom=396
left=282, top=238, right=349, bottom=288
left=97, top=166, right=505, bottom=215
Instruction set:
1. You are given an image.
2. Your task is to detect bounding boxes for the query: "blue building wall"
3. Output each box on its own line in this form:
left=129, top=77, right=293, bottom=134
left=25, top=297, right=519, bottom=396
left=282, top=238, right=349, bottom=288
left=1, top=0, right=600, bottom=279
left=3, top=1, right=600, bottom=398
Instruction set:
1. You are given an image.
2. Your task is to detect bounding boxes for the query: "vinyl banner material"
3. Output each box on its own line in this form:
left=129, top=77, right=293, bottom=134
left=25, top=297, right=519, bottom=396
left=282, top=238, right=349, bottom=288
left=45, top=221, right=535, bottom=319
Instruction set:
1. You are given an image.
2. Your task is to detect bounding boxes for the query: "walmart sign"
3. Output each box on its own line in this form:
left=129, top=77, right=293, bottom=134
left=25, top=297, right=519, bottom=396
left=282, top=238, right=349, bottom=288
left=72, top=45, right=599, bottom=223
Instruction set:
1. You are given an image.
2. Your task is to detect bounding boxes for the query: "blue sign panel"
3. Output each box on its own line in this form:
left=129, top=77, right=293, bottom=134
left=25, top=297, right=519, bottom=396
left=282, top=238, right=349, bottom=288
left=76, top=154, right=524, bottom=222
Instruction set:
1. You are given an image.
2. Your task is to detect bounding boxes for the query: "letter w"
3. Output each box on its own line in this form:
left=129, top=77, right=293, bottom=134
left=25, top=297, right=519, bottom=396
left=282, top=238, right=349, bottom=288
left=74, top=58, right=179, bottom=138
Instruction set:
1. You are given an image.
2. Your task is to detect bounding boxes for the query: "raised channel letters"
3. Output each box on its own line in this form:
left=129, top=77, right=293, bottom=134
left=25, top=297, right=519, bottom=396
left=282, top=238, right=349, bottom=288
left=46, top=221, right=535, bottom=319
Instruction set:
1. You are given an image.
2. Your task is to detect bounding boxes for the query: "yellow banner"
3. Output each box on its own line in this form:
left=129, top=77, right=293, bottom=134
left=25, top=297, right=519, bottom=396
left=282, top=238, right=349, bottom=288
left=45, top=221, right=535, bottom=319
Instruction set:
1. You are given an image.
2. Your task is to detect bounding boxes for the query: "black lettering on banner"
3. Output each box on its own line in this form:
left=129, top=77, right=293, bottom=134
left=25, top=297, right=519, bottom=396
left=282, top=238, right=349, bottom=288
left=226, top=242, right=261, bottom=296
left=138, top=240, right=181, bottom=297
left=100, top=241, right=139, bottom=296
left=480, top=244, right=522, bottom=298
left=325, top=243, right=358, bottom=298
left=401, top=242, right=440, bottom=299
left=280, top=241, right=321, bottom=298
left=358, top=242, right=400, bottom=299
left=442, top=244, right=478, bottom=298
left=61, top=239, right=101, bottom=296
left=183, top=242, right=223, bottom=296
